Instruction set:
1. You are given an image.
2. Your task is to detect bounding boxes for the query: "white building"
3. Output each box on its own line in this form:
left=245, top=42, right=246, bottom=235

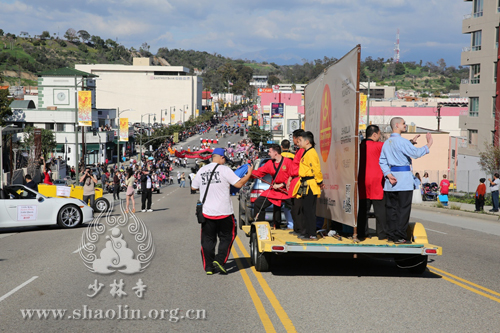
left=7, top=68, right=120, bottom=167
left=76, top=57, right=203, bottom=125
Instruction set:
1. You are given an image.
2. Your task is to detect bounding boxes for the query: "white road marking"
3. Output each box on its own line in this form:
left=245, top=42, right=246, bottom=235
left=72, top=242, right=92, bottom=254
left=0, top=276, right=38, bottom=303
left=426, top=228, right=448, bottom=235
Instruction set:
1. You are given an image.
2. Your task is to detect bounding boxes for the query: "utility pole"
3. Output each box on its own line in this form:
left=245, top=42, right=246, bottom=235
left=74, top=75, right=80, bottom=181
left=495, top=27, right=500, bottom=147
left=366, top=78, right=370, bottom=126
left=437, top=105, right=442, bottom=131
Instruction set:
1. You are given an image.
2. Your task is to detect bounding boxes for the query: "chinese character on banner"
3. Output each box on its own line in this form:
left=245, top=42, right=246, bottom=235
left=78, top=91, right=92, bottom=126
left=87, top=279, right=104, bottom=298
left=110, top=279, right=127, bottom=298
left=132, top=279, right=147, bottom=298
left=119, top=118, right=129, bottom=142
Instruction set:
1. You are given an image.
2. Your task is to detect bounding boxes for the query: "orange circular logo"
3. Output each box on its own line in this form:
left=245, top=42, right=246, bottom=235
left=319, top=84, right=332, bottom=162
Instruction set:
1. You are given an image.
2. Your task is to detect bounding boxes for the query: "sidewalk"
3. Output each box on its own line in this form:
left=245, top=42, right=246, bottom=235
left=413, top=200, right=500, bottom=222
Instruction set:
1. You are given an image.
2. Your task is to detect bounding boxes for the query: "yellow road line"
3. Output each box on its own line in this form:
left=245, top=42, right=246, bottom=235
left=231, top=248, right=276, bottom=333
left=429, top=270, right=500, bottom=304
left=235, top=236, right=297, bottom=333
left=429, top=265, right=500, bottom=298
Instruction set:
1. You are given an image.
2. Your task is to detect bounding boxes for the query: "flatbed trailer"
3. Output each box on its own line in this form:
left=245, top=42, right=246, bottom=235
left=242, top=222, right=442, bottom=274
left=240, top=45, right=442, bottom=275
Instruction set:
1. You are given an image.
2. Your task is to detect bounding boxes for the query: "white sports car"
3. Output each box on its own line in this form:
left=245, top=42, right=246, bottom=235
left=0, top=185, right=94, bottom=229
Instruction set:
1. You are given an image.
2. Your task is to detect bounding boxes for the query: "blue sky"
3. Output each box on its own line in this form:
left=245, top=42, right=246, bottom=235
left=0, top=0, right=472, bottom=66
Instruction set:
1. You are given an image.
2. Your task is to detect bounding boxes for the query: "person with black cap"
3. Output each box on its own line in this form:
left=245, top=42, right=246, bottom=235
left=192, top=147, right=253, bottom=275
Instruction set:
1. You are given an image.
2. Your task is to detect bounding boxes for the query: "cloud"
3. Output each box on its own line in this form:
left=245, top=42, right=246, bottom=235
left=0, top=0, right=472, bottom=65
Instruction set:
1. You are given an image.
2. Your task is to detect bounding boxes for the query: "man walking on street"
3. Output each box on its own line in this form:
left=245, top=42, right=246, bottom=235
left=140, top=168, right=153, bottom=212
left=113, top=170, right=121, bottom=201
left=488, top=173, right=500, bottom=212
left=379, top=117, right=432, bottom=244
left=192, top=148, right=253, bottom=275
left=357, top=125, right=387, bottom=240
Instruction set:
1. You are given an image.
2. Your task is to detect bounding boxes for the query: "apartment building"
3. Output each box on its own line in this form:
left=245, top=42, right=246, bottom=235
left=459, top=0, right=500, bottom=155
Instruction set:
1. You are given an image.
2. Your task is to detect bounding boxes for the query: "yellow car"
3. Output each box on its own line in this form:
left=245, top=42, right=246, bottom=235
left=37, top=184, right=110, bottom=213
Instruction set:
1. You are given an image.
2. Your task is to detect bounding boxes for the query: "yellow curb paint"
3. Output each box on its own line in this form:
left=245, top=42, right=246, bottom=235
left=231, top=248, right=276, bottom=333
left=235, top=236, right=297, bottom=333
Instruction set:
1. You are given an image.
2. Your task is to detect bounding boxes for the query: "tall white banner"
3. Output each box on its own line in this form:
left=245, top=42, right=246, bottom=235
left=304, top=45, right=360, bottom=226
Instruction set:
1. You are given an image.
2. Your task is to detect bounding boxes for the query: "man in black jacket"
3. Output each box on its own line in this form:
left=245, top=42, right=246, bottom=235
left=113, top=171, right=121, bottom=201
left=140, top=169, right=153, bottom=212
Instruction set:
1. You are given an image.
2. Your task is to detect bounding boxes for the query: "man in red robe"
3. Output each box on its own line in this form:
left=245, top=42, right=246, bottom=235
left=357, top=125, right=387, bottom=240
left=252, top=144, right=294, bottom=229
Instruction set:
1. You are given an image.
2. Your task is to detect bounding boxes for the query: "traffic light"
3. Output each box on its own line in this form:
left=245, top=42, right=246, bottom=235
left=240, top=128, right=244, bottom=136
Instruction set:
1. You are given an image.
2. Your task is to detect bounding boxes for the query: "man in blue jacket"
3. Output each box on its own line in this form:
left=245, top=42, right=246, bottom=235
left=379, top=117, right=433, bottom=244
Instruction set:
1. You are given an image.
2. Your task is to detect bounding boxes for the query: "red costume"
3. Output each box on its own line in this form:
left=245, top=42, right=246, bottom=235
left=358, top=140, right=384, bottom=200
left=252, top=158, right=294, bottom=206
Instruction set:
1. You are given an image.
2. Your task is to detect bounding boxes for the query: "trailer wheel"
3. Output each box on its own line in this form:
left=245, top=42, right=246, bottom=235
left=395, top=255, right=428, bottom=275
left=250, top=232, right=270, bottom=272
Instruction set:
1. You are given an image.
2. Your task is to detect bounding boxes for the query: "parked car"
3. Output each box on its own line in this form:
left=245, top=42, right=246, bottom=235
left=237, top=157, right=286, bottom=230
left=0, top=185, right=93, bottom=229
left=38, top=183, right=110, bottom=213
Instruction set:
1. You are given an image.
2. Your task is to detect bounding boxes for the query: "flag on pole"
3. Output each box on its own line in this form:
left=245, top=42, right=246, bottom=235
left=228, top=81, right=233, bottom=86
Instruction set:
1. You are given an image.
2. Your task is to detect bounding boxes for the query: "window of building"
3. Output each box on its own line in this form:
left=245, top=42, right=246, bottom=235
left=45, top=123, right=54, bottom=130
left=496, top=27, right=499, bottom=48
left=494, top=97, right=497, bottom=118
left=473, top=0, right=483, bottom=17
left=469, top=97, right=479, bottom=117
left=470, top=64, right=480, bottom=84
left=498, top=0, right=500, bottom=12
left=468, top=129, right=478, bottom=146
left=472, top=30, right=482, bottom=51
left=56, top=123, right=65, bottom=132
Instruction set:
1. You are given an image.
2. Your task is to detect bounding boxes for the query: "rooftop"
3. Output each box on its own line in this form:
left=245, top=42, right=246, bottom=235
left=37, top=67, right=98, bottom=78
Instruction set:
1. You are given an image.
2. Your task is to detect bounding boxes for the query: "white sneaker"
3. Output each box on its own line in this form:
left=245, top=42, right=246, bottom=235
left=141, top=209, right=146, bottom=212
left=147, top=209, right=153, bottom=212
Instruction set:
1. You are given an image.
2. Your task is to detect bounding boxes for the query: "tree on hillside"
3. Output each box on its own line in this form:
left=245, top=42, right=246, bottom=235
left=106, top=39, right=118, bottom=49
left=91, top=35, right=105, bottom=49
left=0, top=88, right=13, bottom=126
left=268, top=75, right=280, bottom=86
left=41, top=31, right=50, bottom=40
left=0, top=29, right=4, bottom=36
left=64, top=28, right=78, bottom=42
left=394, top=62, right=405, bottom=75
left=77, top=30, right=90, bottom=43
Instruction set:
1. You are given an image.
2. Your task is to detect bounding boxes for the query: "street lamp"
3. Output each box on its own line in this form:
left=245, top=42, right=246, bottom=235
left=0, top=124, right=15, bottom=188
left=140, top=113, right=154, bottom=165
left=117, top=108, right=134, bottom=169
left=160, top=109, right=168, bottom=126
left=169, top=106, right=175, bottom=125
left=183, top=105, right=189, bottom=123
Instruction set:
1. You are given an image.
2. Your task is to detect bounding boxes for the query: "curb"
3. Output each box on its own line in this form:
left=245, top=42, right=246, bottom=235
left=412, top=204, right=500, bottom=222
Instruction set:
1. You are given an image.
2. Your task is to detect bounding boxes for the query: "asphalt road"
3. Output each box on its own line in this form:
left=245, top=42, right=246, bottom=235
left=1, top=124, right=499, bottom=332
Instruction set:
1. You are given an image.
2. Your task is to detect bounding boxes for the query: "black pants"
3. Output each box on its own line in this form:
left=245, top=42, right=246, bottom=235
left=357, top=197, right=387, bottom=239
left=475, top=196, right=485, bottom=211
left=200, top=215, right=237, bottom=272
left=253, top=196, right=282, bottom=228
left=301, top=191, right=317, bottom=237
left=385, top=191, right=412, bottom=241
left=113, top=184, right=120, bottom=200
left=141, top=188, right=152, bottom=210
left=83, top=194, right=95, bottom=209
left=291, top=197, right=303, bottom=234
